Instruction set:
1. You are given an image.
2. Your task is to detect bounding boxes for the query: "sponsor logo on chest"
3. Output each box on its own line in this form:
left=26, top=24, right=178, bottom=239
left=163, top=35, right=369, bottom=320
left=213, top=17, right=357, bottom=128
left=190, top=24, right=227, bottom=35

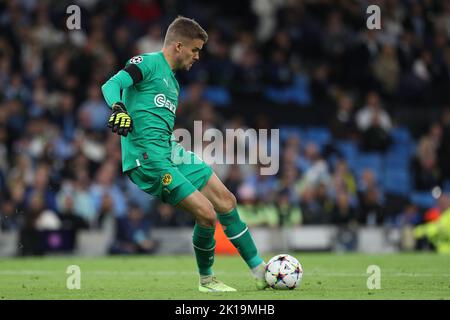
left=154, top=93, right=176, bottom=114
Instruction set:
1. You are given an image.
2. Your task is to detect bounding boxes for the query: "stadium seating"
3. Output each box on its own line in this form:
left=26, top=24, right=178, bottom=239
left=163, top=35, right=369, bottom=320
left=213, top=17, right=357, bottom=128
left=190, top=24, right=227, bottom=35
left=354, top=152, right=383, bottom=180
left=410, top=191, right=436, bottom=209
left=384, top=148, right=411, bottom=171
left=334, top=140, right=359, bottom=169
left=382, top=169, right=412, bottom=196
left=279, top=126, right=306, bottom=142
left=390, top=126, right=413, bottom=145
left=203, top=86, right=231, bottom=106
left=305, top=127, right=332, bottom=148
left=265, top=75, right=311, bottom=106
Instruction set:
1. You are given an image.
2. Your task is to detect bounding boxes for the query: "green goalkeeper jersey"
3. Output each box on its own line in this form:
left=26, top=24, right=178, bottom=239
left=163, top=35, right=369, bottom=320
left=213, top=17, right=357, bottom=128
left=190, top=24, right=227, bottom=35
left=102, top=51, right=180, bottom=172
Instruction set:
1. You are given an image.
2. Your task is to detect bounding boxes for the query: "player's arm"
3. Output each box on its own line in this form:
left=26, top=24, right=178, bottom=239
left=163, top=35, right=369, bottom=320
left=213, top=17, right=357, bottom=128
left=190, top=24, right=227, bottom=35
left=101, top=63, right=144, bottom=136
left=101, top=55, right=153, bottom=137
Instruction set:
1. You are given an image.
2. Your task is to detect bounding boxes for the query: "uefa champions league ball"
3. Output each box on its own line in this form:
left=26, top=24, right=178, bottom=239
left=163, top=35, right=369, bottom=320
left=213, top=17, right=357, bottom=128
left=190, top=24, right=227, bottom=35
left=265, top=254, right=303, bottom=290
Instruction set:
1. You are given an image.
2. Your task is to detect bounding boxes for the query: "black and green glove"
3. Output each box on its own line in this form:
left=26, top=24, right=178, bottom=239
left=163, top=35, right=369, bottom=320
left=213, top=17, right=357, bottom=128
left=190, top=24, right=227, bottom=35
left=107, top=102, right=133, bottom=136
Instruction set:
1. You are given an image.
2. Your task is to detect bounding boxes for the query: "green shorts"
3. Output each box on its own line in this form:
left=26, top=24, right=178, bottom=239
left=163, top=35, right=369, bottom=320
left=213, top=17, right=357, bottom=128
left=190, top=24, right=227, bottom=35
left=126, top=139, right=213, bottom=206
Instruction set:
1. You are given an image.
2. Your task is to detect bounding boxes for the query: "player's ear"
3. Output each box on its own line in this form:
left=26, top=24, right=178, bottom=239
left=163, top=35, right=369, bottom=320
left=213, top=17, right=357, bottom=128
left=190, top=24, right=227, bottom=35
left=175, top=41, right=183, bottom=53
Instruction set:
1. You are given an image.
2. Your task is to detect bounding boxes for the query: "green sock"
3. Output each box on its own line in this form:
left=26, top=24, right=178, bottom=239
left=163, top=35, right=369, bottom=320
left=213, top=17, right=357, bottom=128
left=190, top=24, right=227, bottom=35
left=217, top=208, right=263, bottom=269
left=192, top=223, right=216, bottom=276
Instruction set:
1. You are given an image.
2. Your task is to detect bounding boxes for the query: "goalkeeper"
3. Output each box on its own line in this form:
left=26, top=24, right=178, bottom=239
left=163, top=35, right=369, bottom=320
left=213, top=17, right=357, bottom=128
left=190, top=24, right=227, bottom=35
left=101, top=16, right=267, bottom=292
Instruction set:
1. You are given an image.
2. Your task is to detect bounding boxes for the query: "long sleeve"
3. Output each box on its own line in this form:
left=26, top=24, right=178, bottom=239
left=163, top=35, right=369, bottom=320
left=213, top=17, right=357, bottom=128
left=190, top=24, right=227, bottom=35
left=101, top=70, right=134, bottom=108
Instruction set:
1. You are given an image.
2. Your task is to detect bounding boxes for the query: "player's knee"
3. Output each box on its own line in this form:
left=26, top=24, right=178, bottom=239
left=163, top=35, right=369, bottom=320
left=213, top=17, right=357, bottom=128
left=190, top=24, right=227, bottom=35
left=216, top=191, right=237, bottom=214
left=198, top=215, right=216, bottom=228
left=197, top=201, right=217, bottom=228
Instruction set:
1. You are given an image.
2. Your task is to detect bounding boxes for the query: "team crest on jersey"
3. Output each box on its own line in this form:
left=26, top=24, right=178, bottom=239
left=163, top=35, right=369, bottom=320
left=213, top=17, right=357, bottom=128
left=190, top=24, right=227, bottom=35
left=130, top=56, right=143, bottom=64
left=162, top=173, right=172, bottom=186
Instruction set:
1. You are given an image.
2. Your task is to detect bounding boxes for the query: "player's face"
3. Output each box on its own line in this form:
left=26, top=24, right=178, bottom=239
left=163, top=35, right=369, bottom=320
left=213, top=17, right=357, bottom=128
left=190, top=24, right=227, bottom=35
left=178, top=38, right=204, bottom=71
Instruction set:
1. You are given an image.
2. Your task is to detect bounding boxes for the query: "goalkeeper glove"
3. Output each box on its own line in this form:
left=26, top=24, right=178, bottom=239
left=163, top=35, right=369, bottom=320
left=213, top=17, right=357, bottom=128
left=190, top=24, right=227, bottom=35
left=108, top=102, right=133, bottom=137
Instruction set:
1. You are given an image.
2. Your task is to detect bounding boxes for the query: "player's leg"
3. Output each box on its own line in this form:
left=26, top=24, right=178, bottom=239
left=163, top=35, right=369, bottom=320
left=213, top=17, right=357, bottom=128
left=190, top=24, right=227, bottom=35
left=200, top=173, right=268, bottom=289
left=127, top=163, right=236, bottom=292
left=172, top=143, right=267, bottom=289
left=175, top=191, right=236, bottom=292
left=176, top=190, right=216, bottom=277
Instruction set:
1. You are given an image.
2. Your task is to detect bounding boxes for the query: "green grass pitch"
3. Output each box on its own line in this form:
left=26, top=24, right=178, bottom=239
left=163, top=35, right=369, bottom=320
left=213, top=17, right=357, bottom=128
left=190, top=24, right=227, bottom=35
left=0, top=253, right=449, bottom=299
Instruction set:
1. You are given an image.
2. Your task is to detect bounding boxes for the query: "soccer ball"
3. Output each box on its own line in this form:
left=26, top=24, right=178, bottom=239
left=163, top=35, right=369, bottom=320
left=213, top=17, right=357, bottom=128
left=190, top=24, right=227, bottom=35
left=265, top=254, right=303, bottom=290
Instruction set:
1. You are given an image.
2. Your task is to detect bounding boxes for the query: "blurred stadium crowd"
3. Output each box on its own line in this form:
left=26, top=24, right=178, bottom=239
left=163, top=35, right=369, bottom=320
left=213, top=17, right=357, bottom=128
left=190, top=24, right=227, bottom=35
left=1, top=0, right=450, bottom=254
